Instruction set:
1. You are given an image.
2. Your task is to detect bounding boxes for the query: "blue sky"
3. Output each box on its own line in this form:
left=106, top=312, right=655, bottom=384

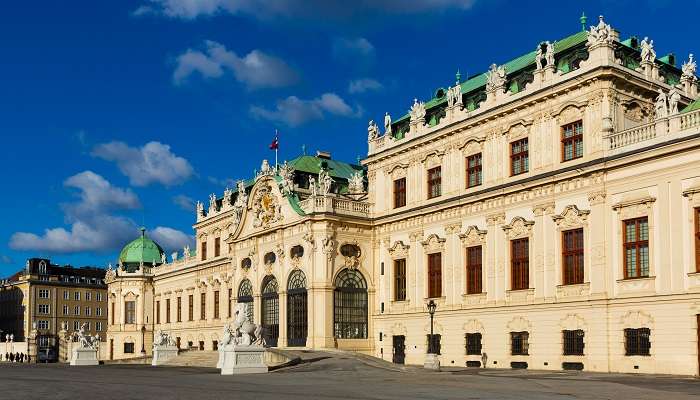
left=0, top=0, right=696, bottom=275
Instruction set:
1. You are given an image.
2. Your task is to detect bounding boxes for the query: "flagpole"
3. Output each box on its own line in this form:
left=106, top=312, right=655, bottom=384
left=275, top=129, right=278, bottom=171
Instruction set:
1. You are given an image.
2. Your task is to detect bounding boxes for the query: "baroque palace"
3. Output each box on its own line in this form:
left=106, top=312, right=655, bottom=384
left=106, top=16, right=700, bottom=375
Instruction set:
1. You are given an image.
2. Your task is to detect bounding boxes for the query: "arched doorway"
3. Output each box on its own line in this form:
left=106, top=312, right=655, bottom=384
left=237, top=279, right=254, bottom=323
left=333, top=269, right=368, bottom=339
left=287, top=270, right=308, bottom=347
left=261, top=275, right=279, bottom=347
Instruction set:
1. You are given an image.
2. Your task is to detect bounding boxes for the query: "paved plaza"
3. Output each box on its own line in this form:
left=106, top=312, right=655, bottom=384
left=0, top=355, right=698, bottom=400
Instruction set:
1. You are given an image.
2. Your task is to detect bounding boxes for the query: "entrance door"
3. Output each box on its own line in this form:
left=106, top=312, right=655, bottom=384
left=109, top=339, right=114, bottom=360
left=287, top=270, right=308, bottom=347
left=262, top=276, right=280, bottom=347
left=392, top=335, right=406, bottom=364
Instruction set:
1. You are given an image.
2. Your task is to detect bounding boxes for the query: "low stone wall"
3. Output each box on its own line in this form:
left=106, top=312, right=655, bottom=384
left=0, top=342, right=29, bottom=362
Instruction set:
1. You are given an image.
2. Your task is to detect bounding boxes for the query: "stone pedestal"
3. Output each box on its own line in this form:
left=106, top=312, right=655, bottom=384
left=219, top=345, right=267, bottom=375
left=423, top=353, right=441, bottom=370
left=151, top=345, right=178, bottom=366
left=70, top=348, right=99, bottom=366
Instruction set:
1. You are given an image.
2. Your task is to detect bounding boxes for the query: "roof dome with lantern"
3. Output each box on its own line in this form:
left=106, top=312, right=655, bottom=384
left=118, top=227, right=164, bottom=271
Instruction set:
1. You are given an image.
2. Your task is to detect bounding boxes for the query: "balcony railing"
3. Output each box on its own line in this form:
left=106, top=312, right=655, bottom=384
left=605, top=108, right=700, bottom=152
left=299, top=196, right=371, bottom=216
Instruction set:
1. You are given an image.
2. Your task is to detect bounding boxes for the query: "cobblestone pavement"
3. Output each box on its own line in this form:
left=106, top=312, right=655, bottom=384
left=0, top=356, right=698, bottom=400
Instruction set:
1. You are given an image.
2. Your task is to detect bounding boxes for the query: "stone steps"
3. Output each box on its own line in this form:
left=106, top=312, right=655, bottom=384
left=161, top=350, right=219, bottom=368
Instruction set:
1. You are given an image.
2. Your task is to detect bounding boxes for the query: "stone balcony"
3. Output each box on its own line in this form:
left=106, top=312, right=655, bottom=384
left=604, top=108, right=700, bottom=155
left=298, top=195, right=372, bottom=218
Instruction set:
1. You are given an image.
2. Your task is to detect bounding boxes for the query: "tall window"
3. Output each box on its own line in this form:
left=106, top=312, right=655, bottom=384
left=510, top=138, right=529, bottom=176
left=428, top=253, right=442, bottom=298
left=393, top=178, right=406, bottom=208
left=63, top=305, right=69, bottom=315
left=201, top=241, right=207, bottom=261
left=125, top=301, right=135, bottom=324
left=124, top=343, right=134, bottom=354
left=562, top=229, right=584, bottom=285
left=511, top=238, right=529, bottom=290
left=511, top=331, right=529, bottom=355
left=214, top=237, right=221, bottom=257
left=561, top=120, right=583, bottom=161
left=64, top=290, right=69, bottom=300
left=427, top=167, right=441, bottom=199
left=214, top=291, right=220, bottom=319
left=394, top=259, right=407, bottom=301
left=38, top=289, right=50, bottom=299
left=624, top=328, right=651, bottom=356
left=623, top=217, right=649, bottom=278
left=465, top=333, right=482, bottom=355
left=227, top=288, right=233, bottom=318
left=111, top=303, right=115, bottom=324
left=166, top=299, right=171, bottom=323
left=466, top=246, right=482, bottom=294
left=466, top=153, right=483, bottom=188
left=188, top=295, right=194, bottom=321
left=200, top=292, right=206, bottom=320
left=156, top=300, right=160, bottom=324
left=177, top=297, right=182, bottom=322
left=563, top=330, right=585, bottom=355
left=695, top=207, right=700, bottom=272
left=333, top=269, right=368, bottom=339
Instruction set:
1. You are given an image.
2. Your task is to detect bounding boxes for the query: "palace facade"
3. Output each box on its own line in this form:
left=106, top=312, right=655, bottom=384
left=106, top=16, right=700, bottom=375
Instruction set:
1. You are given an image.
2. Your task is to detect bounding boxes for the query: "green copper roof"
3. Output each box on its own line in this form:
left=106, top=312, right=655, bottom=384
left=682, top=99, right=700, bottom=113
left=118, top=228, right=164, bottom=265
left=288, top=155, right=363, bottom=180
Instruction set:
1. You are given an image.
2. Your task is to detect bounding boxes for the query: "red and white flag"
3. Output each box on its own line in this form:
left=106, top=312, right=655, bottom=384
left=269, top=131, right=279, bottom=150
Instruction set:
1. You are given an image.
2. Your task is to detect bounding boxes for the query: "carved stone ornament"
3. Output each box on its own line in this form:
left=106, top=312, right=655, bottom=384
left=459, top=226, right=487, bottom=246
left=485, top=63, right=506, bottom=91
left=506, top=316, right=532, bottom=332
left=104, top=265, right=116, bottom=284
left=388, top=241, right=410, bottom=259
left=279, top=161, right=295, bottom=196
left=421, top=234, right=446, bottom=252
left=612, top=196, right=656, bottom=219
left=252, top=182, right=283, bottom=228
left=322, top=234, right=336, bottom=261
left=559, top=314, right=587, bottom=331
left=409, top=98, right=426, bottom=123
left=586, top=15, right=614, bottom=48
left=275, top=243, right=285, bottom=261
left=682, top=53, right=697, bottom=81
left=463, top=319, right=485, bottom=334
left=620, top=310, right=654, bottom=329
left=552, top=205, right=591, bottom=229
left=302, top=232, right=316, bottom=251
left=587, top=191, right=606, bottom=205
left=348, top=170, right=365, bottom=193
left=502, top=217, right=535, bottom=240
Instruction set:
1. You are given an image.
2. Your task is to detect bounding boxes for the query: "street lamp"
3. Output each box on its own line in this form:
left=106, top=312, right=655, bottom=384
left=140, top=326, right=146, bottom=355
left=424, top=300, right=440, bottom=370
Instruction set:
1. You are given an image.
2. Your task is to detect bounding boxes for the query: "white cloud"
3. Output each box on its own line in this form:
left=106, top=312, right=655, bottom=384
left=150, top=227, right=194, bottom=252
left=333, top=37, right=375, bottom=60
left=92, top=141, right=194, bottom=187
left=172, top=194, right=196, bottom=212
left=348, top=78, right=383, bottom=94
left=250, top=92, right=358, bottom=126
left=62, top=171, right=141, bottom=218
left=173, top=41, right=298, bottom=89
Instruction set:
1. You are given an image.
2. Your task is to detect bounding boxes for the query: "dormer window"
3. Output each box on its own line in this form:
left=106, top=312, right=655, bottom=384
left=38, top=260, right=47, bottom=275
left=241, top=258, right=252, bottom=270
left=290, top=245, right=304, bottom=259
left=264, top=252, right=276, bottom=265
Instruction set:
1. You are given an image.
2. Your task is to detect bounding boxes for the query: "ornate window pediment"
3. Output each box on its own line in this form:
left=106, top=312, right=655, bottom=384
left=459, top=226, right=487, bottom=246
left=620, top=310, right=654, bottom=328
left=612, top=196, right=656, bottom=219
left=504, top=121, right=531, bottom=141
left=388, top=241, right=410, bottom=259
left=421, top=234, right=446, bottom=252
left=459, top=137, right=485, bottom=156
left=502, top=217, right=535, bottom=240
left=387, top=163, right=408, bottom=180
left=421, top=151, right=444, bottom=169
left=463, top=319, right=485, bottom=333
left=506, top=316, right=532, bottom=332
left=553, top=102, right=585, bottom=125
left=552, top=205, right=591, bottom=229
left=559, top=314, right=587, bottom=331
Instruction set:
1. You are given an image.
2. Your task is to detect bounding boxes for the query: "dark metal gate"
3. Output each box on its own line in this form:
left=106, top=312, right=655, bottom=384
left=262, top=276, right=279, bottom=347
left=287, top=270, right=308, bottom=347
left=392, top=335, right=406, bottom=364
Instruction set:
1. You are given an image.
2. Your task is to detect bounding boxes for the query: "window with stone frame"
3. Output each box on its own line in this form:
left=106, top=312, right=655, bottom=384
left=561, top=120, right=583, bottom=161
left=466, top=245, right=482, bottom=294
left=562, top=229, right=584, bottom=285
left=510, top=331, right=529, bottom=355
left=177, top=297, right=182, bottom=322
left=227, top=288, right=233, bottom=318
left=427, top=167, right=442, bottom=199
left=695, top=207, right=700, bottom=272
left=623, top=217, right=649, bottom=279
left=510, top=138, right=529, bottom=176
left=624, top=328, right=651, bottom=356
left=466, top=153, right=483, bottom=188
left=511, top=238, right=529, bottom=290
left=214, top=290, right=220, bottom=319
left=562, top=329, right=585, bottom=355
left=125, top=301, right=135, bottom=324
left=465, top=333, right=482, bottom=355
left=394, top=177, right=406, bottom=208
left=188, top=294, right=194, bottom=321
left=427, top=253, right=442, bottom=298
left=214, top=237, right=221, bottom=257
left=201, top=241, right=207, bottom=261
left=156, top=300, right=160, bottom=324
left=200, top=292, right=206, bottom=320
left=426, top=334, right=441, bottom=355
left=166, top=298, right=171, bottom=323
left=394, top=259, right=407, bottom=301
left=124, top=342, right=134, bottom=354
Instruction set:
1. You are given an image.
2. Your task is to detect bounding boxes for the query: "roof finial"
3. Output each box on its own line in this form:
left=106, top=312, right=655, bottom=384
left=580, top=12, right=587, bottom=32
left=301, top=144, right=307, bottom=155
left=455, top=69, right=461, bottom=85
left=140, top=227, right=146, bottom=237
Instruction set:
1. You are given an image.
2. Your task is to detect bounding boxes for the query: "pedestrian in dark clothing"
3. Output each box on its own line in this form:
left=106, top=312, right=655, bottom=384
left=9, top=353, right=14, bottom=362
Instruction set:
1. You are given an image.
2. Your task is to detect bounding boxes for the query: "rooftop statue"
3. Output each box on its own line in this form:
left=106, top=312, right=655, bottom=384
left=309, top=175, right=318, bottom=197
left=348, top=171, right=365, bottom=193
left=655, top=90, right=668, bottom=120
left=682, top=54, right=697, bottom=80
left=486, top=63, right=506, bottom=91
left=209, top=193, right=217, bottom=212
left=318, top=167, right=333, bottom=196
left=223, top=187, right=233, bottom=207
left=545, top=41, right=555, bottom=67
left=279, top=161, right=295, bottom=195
left=668, top=89, right=681, bottom=115
left=367, top=119, right=379, bottom=141
left=409, top=98, right=426, bottom=122
left=640, top=37, right=656, bottom=63
left=196, top=201, right=204, bottom=217
left=384, top=112, right=392, bottom=135
left=587, top=15, right=614, bottom=47
left=535, top=43, right=544, bottom=70
left=183, top=245, right=191, bottom=259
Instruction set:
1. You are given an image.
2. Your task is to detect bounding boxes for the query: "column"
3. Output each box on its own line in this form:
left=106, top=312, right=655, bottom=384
left=486, top=213, right=506, bottom=302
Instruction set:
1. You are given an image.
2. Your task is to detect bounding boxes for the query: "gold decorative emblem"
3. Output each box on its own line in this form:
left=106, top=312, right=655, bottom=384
left=252, top=182, right=282, bottom=228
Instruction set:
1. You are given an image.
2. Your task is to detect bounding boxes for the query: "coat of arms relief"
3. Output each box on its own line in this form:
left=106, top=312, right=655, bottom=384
left=252, top=182, right=283, bottom=228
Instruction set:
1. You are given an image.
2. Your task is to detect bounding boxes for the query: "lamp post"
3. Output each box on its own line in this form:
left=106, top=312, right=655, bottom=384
left=423, top=300, right=440, bottom=370
left=140, top=326, right=146, bottom=356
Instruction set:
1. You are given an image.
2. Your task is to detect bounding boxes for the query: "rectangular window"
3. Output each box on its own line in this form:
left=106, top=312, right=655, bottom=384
left=227, top=289, right=232, bottom=318
left=466, top=153, right=483, bottom=188
left=393, top=178, right=406, bottom=208
left=74, top=321, right=80, bottom=331
left=96, top=307, right=102, bottom=316
left=624, top=328, right=651, bottom=356
left=428, top=253, right=442, bottom=298
left=511, top=238, right=529, bottom=290
left=125, top=301, right=135, bottom=324
left=97, top=293, right=103, bottom=302
left=201, top=241, right=207, bottom=261
left=64, top=290, right=69, bottom=300
left=510, top=138, right=529, bottom=176
left=561, top=120, right=584, bottom=161
left=85, top=321, right=90, bottom=330
left=200, top=292, right=206, bottom=320
left=466, top=246, right=482, bottom=294
left=74, top=291, right=80, bottom=301
left=111, top=303, right=115, bottom=325
left=37, top=320, right=49, bottom=330
left=188, top=294, right=194, bottom=321
left=85, top=292, right=91, bottom=301
left=177, top=297, right=182, bottom=322
left=124, top=342, right=134, bottom=354
left=695, top=207, right=700, bottom=272
left=214, top=291, right=220, bottom=319
left=156, top=300, right=161, bottom=324
left=465, top=333, right=482, bottom=355
left=562, top=229, right=584, bottom=285
left=623, top=217, right=649, bottom=279
left=38, top=289, right=50, bottom=299
left=38, top=304, right=50, bottom=314
left=96, top=322, right=102, bottom=332
left=214, top=237, right=221, bottom=257
left=85, top=306, right=91, bottom=316
left=511, top=331, right=529, bottom=355
left=63, top=305, right=69, bottom=315
left=74, top=306, right=80, bottom=316
left=563, top=329, right=585, bottom=355
left=166, top=299, right=171, bottom=323
left=427, top=167, right=442, bottom=199
left=426, top=334, right=441, bottom=355
left=394, top=259, right=407, bottom=301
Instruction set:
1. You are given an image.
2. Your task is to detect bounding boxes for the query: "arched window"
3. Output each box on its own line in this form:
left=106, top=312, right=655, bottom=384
left=241, top=258, right=252, bottom=270
left=288, top=270, right=307, bottom=291
left=261, top=276, right=279, bottom=347
left=287, top=270, right=307, bottom=347
left=264, top=252, right=276, bottom=265
left=333, top=269, right=368, bottom=339
left=237, top=279, right=253, bottom=322
left=290, top=245, right=304, bottom=259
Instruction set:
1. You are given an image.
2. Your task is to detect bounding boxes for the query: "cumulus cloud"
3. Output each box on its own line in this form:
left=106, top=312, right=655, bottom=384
left=150, top=227, right=194, bottom=252
left=250, top=92, right=359, bottom=127
left=134, top=0, right=476, bottom=20
left=92, top=141, right=194, bottom=187
left=348, top=78, right=383, bottom=94
left=172, top=194, right=196, bottom=212
left=173, top=40, right=298, bottom=89
left=332, top=37, right=374, bottom=60
left=62, top=171, right=141, bottom=217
